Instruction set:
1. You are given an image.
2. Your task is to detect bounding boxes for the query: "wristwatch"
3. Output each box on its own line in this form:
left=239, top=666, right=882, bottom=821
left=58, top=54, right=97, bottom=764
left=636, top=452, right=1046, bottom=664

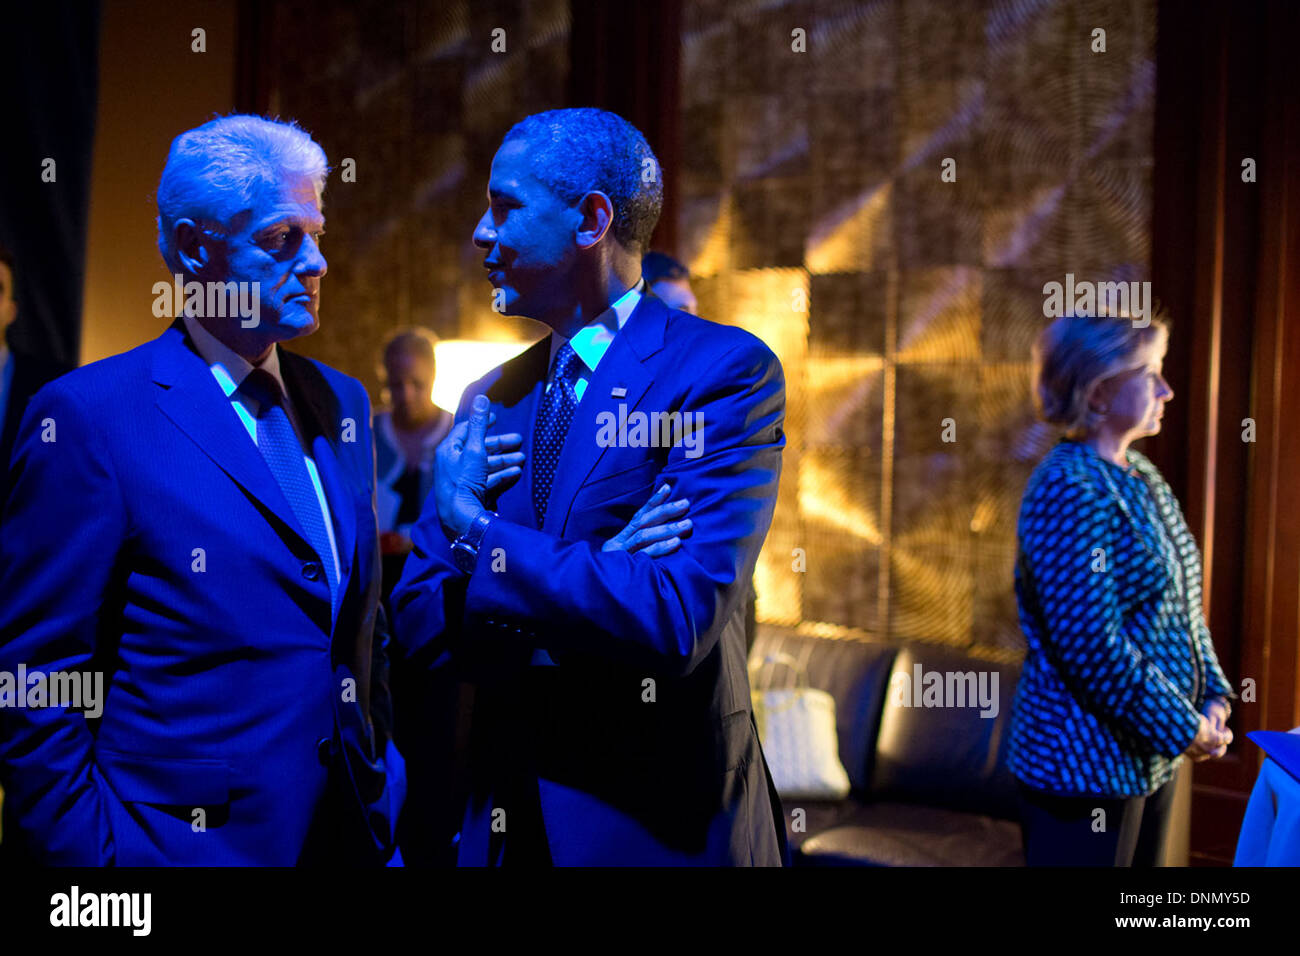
left=450, top=507, right=497, bottom=575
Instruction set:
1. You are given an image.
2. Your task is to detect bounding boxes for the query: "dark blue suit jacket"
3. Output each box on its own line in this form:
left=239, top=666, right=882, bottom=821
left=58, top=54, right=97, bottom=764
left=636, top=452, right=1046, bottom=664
left=0, top=320, right=400, bottom=865
left=0, top=339, right=73, bottom=505
left=392, top=294, right=789, bottom=865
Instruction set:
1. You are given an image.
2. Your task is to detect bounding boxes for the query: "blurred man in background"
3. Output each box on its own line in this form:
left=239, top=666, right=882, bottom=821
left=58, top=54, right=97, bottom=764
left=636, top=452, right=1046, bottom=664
left=641, top=249, right=697, bottom=314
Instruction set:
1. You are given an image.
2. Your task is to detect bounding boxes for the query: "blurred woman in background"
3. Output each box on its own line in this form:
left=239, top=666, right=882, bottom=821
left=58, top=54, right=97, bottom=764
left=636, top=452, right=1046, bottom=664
left=1009, top=313, right=1234, bottom=866
left=374, top=328, right=453, bottom=605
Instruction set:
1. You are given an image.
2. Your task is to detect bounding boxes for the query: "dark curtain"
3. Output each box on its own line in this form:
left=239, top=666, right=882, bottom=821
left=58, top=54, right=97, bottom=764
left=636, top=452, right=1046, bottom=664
left=0, top=3, right=100, bottom=365
left=1149, top=0, right=1300, bottom=865
left=569, top=0, right=681, bottom=253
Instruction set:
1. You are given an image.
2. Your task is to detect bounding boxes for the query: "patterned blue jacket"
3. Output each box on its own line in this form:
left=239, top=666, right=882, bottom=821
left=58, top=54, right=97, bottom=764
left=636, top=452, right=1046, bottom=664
left=1007, top=439, right=1233, bottom=797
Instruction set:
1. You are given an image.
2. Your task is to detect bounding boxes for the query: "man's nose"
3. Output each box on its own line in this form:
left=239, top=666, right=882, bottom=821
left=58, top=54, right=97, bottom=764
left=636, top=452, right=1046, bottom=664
left=472, top=212, right=495, bottom=250
left=299, top=234, right=327, bottom=277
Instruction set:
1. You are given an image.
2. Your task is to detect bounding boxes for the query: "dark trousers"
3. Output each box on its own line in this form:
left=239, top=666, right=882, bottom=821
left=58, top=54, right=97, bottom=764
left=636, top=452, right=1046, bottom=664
left=1018, top=779, right=1177, bottom=866
left=497, top=772, right=553, bottom=866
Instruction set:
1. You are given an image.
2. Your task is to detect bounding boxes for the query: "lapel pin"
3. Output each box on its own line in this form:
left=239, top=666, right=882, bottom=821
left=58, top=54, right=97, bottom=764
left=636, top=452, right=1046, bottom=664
left=611, top=386, right=627, bottom=398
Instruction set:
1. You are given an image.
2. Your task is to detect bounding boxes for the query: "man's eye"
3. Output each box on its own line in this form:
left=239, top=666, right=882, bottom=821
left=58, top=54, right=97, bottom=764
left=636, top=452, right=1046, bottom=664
left=262, top=227, right=302, bottom=251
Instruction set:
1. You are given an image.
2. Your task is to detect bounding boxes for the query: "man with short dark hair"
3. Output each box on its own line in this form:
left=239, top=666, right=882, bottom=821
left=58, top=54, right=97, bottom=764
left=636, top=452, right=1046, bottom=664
left=393, top=108, right=789, bottom=865
left=641, top=250, right=698, bottom=314
left=0, top=115, right=401, bottom=865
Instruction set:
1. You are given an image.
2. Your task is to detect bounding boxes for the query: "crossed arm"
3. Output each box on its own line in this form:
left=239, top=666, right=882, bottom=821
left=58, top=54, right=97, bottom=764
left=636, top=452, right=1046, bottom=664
left=391, top=341, right=785, bottom=677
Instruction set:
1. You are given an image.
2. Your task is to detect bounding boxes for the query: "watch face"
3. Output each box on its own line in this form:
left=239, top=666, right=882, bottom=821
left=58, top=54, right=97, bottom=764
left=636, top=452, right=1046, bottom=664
left=452, top=542, right=476, bottom=574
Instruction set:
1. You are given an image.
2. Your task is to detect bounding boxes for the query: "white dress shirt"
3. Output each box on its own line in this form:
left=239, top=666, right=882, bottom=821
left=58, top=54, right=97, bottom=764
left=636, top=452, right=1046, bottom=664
left=181, top=312, right=342, bottom=589
left=546, top=278, right=644, bottom=400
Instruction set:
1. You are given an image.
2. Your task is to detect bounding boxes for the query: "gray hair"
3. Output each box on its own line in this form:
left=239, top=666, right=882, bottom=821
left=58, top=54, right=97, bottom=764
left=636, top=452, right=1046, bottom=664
left=1033, top=314, right=1170, bottom=437
left=156, top=114, right=329, bottom=274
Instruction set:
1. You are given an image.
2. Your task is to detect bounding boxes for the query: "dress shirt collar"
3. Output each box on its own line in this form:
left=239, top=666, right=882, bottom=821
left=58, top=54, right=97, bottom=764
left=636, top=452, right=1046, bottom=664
left=182, top=310, right=287, bottom=401
left=548, top=277, right=645, bottom=374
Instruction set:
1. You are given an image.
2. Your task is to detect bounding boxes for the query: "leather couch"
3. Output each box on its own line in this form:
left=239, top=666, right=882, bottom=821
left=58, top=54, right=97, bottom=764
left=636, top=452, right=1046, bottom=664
left=750, top=627, right=1025, bottom=866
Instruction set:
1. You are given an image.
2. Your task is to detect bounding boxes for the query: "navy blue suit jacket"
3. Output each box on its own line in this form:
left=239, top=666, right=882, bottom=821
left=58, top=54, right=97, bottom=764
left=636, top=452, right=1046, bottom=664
left=392, top=294, right=789, bottom=865
left=0, top=341, right=73, bottom=505
left=0, top=320, right=399, bottom=865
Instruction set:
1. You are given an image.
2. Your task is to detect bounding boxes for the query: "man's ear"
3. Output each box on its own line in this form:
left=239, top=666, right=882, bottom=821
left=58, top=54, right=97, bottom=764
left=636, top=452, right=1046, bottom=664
left=575, top=191, right=614, bottom=250
left=173, top=219, right=215, bottom=277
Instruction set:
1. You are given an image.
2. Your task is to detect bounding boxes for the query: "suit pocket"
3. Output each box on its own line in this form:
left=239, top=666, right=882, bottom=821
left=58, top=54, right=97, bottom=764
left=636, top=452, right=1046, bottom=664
left=97, top=749, right=230, bottom=806
left=571, top=459, right=660, bottom=511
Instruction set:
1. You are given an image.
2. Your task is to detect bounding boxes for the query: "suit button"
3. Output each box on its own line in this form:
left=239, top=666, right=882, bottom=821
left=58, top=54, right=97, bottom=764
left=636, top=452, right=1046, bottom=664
left=317, top=736, right=331, bottom=765
left=303, top=561, right=322, bottom=581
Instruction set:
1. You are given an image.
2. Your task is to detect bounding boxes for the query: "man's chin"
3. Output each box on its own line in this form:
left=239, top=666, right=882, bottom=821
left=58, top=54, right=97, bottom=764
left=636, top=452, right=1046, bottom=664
left=488, top=285, right=525, bottom=316
left=275, top=309, right=319, bottom=338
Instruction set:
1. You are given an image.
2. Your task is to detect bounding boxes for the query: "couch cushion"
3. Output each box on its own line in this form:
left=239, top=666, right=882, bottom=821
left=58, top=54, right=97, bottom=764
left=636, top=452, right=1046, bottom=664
left=749, top=628, right=899, bottom=792
left=794, top=801, right=1024, bottom=867
left=869, top=644, right=1022, bottom=819
left=778, top=799, right=858, bottom=855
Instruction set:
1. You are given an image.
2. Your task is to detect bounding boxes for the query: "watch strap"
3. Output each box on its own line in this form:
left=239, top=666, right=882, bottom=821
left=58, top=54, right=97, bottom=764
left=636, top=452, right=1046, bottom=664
left=451, top=508, right=496, bottom=573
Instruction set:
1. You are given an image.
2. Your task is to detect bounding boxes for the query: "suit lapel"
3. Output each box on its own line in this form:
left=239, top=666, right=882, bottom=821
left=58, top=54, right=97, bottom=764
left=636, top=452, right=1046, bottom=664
left=542, top=294, right=668, bottom=536
left=151, top=323, right=312, bottom=551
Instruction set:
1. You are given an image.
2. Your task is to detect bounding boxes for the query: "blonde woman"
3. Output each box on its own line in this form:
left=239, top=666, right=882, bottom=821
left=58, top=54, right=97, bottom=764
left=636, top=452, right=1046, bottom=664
left=1009, top=314, right=1234, bottom=866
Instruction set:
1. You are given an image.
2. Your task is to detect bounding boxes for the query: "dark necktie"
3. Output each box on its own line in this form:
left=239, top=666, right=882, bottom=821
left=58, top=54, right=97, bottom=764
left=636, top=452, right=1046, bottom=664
left=240, top=368, right=338, bottom=609
left=532, top=341, right=581, bottom=526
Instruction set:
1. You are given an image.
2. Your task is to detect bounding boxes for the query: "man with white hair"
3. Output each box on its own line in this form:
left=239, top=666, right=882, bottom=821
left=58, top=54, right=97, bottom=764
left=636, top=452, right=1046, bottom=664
left=0, top=115, right=402, bottom=865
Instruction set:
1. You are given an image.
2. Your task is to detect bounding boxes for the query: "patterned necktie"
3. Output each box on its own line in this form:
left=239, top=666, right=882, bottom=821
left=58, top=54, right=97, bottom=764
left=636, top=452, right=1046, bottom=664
left=532, top=341, right=582, bottom=526
left=240, top=368, right=338, bottom=608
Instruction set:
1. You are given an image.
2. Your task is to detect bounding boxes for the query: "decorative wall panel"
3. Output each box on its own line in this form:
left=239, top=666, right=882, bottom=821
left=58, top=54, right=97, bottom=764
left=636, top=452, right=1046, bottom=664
left=263, top=0, right=570, bottom=398
left=679, top=0, right=1156, bottom=653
